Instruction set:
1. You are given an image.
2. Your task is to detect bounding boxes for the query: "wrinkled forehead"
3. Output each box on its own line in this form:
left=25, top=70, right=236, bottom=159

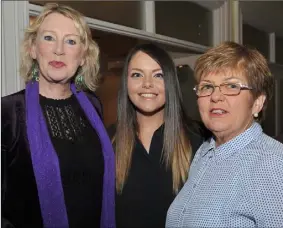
left=200, top=65, right=248, bottom=83
left=38, top=12, right=84, bottom=39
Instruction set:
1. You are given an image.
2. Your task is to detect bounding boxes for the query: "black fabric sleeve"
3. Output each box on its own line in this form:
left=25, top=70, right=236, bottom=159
left=1, top=98, right=16, bottom=228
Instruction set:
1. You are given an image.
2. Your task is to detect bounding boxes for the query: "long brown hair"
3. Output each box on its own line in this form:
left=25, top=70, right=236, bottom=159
left=115, top=43, right=193, bottom=194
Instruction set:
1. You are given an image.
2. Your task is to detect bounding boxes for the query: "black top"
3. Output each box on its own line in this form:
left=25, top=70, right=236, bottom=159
left=2, top=93, right=104, bottom=228
left=115, top=124, right=203, bottom=228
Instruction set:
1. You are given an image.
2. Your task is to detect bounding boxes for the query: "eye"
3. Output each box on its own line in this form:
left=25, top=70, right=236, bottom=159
left=199, top=84, right=214, bottom=91
left=225, top=83, right=240, bottom=90
left=154, top=73, right=163, bottom=78
left=66, top=39, right=77, bottom=45
left=130, top=72, right=142, bottom=78
left=43, top=35, right=54, bottom=41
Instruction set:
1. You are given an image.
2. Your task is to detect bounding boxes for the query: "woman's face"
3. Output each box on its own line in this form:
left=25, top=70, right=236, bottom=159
left=127, top=51, right=165, bottom=115
left=30, top=13, right=85, bottom=84
left=197, top=70, right=265, bottom=144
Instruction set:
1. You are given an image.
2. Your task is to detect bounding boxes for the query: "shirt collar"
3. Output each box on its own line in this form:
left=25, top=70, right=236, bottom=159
left=201, top=122, right=263, bottom=159
left=200, top=139, right=215, bottom=157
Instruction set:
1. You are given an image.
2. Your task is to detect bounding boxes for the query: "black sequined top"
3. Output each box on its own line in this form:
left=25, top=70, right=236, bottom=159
left=39, top=94, right=104, bottom=228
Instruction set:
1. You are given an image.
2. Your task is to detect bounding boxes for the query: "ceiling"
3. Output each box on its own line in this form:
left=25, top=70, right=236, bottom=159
left=194, top=1, right=224, bottom=10
left=31, top=1, right=283, bottom=37
left=196, top=1, right=283, bottom=37
left=240, top=1, right=283, bottom=37
left=29, top=0, right=283, bottom=59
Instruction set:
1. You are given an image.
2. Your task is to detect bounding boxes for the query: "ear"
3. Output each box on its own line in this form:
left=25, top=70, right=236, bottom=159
left=79, top=48, right=86, bottom=66
left=30, top=43, right=37, bottom=60
left=80, top=58, right=85, bottom=67
left=252, top=94, right=266, bottom=115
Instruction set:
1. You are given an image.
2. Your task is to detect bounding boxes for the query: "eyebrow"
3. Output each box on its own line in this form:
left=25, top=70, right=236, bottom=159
left=40, top=30, right=80, bottom=37
left=223, top=76, right=242, bottom=81
left=200, top=76, right=242, bottom=84
left=130, top=68, right=162, bottom=73
left=199, top=80, right=212, bottom=84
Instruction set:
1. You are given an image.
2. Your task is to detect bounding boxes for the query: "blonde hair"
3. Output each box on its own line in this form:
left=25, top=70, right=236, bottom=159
left=194, top=41, right=274, bottom=122
left=20, top=3, right=100, bottom=91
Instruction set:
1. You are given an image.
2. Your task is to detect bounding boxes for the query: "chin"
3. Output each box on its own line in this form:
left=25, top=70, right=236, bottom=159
left=48, top=76, right=70, bottom=83
left=205, top=121, right=230, bottom=134
left=136, top=105, right=164, bottom=116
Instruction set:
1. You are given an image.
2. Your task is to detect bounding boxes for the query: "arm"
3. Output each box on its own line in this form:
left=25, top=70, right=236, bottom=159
left=2, top=141, right=15, bottom=228
left=245, top=151, right=283, bottom=227
left=1, top=100, right=16, bottom=228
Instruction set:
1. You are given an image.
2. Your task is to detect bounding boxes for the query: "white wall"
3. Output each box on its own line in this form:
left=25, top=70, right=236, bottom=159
left=1, top=1, right=29, bottom=96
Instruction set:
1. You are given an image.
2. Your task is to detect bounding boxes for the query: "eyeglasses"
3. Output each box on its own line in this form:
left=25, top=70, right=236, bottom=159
left=193, top=82, right=253, bottom=97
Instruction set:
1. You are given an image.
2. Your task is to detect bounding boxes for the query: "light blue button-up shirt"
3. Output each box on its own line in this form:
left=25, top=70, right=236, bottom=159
left=166, top=122, right=283, bottom=227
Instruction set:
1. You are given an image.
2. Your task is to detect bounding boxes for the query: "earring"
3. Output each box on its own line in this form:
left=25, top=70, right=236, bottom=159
left=253, top=113, right=258, bottom=118
left=75, top=74, right=84, bottom=88
left=31, top=62, right=39, bottom=81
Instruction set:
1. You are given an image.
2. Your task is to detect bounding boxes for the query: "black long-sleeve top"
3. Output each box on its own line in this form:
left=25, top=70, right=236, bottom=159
left=115, top=123, right=204, bottom=228
left=2, top=91, right=104, bottom=228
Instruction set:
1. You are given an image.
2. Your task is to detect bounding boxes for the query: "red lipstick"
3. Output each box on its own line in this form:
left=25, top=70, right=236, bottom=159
left=49, top=61, right=66, bottom=68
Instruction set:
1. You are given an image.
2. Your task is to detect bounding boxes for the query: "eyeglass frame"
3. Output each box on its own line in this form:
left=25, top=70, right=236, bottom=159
left=193, top=82, right=253, bottom=97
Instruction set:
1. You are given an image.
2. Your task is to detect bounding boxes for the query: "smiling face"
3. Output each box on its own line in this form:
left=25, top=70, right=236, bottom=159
left=197, top=70, right=265, bottom=145
left=127, top=51, right=165, bottom=116
left=30, top=13, right=85, bottom=84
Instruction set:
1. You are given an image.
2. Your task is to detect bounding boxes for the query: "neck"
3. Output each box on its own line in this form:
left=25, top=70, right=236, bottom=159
left=215, top=119, right=254, bottom=147
left=39, top=78, right=72, bottom=99
left=136, top=110, right=164, bottom=134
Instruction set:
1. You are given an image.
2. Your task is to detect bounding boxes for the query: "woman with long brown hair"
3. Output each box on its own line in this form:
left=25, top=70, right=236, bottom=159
left=114, top=43, right=206, bottom=228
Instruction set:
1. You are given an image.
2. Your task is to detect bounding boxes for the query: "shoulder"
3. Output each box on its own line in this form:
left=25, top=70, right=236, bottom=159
left=84, top=90, right=103, bottom=117
left=184, top=119, right=212, bottom=153
left=106, top=123, right=116, bottom=139
left=244, top=133, right=283, bottom=162
left=2, top=90, right=26, bottom=157
left=2, top=90, right=25, bottom=117
left=261, top=133, right=283, bottom=157
left=238, top=133, right=283, bottom=184
left=237, top=134, right=283, bottom=221
left=2, top=90, right=25, bottom=106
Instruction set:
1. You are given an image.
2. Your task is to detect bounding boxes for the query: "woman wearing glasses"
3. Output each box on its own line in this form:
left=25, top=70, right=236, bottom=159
left=166, top=41, right=283, bottom=227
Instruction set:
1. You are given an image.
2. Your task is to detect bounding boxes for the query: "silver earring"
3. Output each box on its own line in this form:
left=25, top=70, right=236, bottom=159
left=253, top=113, right=258, bottom=118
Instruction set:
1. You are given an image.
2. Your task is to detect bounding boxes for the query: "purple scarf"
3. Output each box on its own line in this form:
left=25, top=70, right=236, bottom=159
left=25, top=81, right=115, bottom=228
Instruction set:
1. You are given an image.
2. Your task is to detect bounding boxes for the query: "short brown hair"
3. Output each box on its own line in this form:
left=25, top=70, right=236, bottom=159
left=194, top=41, right=274, bottom=122
left=20, top=3, right=100, bottom=91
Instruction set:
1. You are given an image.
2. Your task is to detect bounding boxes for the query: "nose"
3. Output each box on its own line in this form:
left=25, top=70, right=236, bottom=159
left=54, top=40, right=65, bottom=56
left=142, top=75, right=153, bottom=88
left=210, top=86, right=225, bottom=102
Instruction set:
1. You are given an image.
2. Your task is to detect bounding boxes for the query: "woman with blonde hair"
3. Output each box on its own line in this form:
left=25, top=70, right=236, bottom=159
left=2, top=3, right=115, bottom=228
